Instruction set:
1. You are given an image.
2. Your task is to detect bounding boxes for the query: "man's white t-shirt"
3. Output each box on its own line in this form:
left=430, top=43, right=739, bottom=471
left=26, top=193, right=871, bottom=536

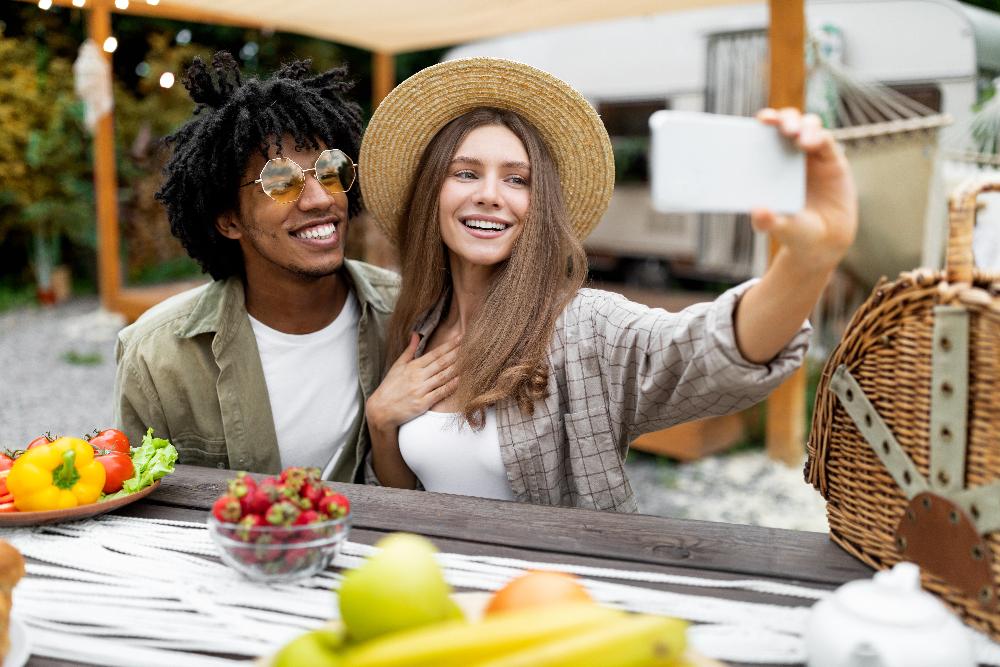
left=248, top=293, right=361, bottom=477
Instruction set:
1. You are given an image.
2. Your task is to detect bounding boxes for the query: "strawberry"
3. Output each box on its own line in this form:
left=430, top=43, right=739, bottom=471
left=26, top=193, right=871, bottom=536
left=246, top=478, right=282, bottom=516
left=293, top=509, right=320, bottom=526
left=211, top=494, right=243, bottom=523
left=265, top=500, right=301, bottom=527
left=227, top=473, right=258, bottom=514
left=318, top=492, right=350, bottom=519
left=282, top=547, right=312, bottom=570
left=301, top=481, right=325, bottom=509
left=280, top=467, right=310, bottom=493
left=236, top=513, right=266, bottom=542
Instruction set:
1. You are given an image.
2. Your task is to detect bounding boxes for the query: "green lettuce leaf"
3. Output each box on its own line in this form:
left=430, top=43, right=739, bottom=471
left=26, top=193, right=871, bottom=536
left=103, top=428, right=178, bottom=500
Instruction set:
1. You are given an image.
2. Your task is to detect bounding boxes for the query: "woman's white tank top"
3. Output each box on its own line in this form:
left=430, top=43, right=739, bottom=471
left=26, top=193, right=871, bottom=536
left=397, top=407, right=515, bottom=501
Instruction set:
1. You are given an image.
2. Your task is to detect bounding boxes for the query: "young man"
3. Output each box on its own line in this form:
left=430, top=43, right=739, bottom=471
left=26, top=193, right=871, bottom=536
left=114, top=53, right=398, bottom=482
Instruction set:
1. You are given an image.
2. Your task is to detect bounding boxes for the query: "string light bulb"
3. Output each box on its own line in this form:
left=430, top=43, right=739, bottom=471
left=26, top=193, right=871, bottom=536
left=38, top=0, right=52, bottom=10
left=147, top=0, right=160, bottom=4
left=103, top=36, right=118, bottom=53
left=114, top=0, right=129, bottom=8
left=159, top=72, right=175, bottom=89
left=72, top=0, right=86, bottom=7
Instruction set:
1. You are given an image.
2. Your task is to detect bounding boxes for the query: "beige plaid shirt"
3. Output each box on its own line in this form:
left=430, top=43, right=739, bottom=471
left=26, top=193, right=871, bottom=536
left=373, top=280, right=810, bottom=512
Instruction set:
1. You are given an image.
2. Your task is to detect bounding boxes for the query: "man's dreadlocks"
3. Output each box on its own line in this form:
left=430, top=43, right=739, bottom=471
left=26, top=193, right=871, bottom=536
left=156, top=52, right=364, bottom=280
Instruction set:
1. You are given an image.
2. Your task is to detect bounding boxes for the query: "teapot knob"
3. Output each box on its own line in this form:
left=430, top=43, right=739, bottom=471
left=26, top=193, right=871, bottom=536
left=847, top=641, right=886, bottom=667
left=873, top=562, right=920, bottom=593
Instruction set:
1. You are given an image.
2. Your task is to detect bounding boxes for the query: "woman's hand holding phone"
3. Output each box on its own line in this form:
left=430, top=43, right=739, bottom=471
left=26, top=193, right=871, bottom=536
left=752, top=107, right=857, bottom=275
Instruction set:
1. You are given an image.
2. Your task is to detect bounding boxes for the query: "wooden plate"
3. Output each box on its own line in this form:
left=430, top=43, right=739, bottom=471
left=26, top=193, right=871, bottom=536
left=0, top=480, right=161, bottom=527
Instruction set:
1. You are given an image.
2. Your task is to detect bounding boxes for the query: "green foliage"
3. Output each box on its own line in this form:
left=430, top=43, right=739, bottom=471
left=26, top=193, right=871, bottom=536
left=961, top=0, right=1000, bottom=12
left=0, top=30, right=94, bottom=255
left=62, top=350, right=104, bottom=366
left=0, top=282, right=36, bottom=314
left=129, top=255, right=202, bottom=285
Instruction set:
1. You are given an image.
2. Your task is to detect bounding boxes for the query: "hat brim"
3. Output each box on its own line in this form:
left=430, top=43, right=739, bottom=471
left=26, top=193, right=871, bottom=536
left=359, top=57, right=615, bottom=245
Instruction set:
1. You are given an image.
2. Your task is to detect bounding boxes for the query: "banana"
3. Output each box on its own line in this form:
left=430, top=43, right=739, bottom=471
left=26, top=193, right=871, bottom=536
left=471, top=613, right=688, bottom=667
left=341, top=601, right=621, bottom=667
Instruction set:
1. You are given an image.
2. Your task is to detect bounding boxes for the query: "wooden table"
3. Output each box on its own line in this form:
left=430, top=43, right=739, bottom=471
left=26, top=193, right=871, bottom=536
left=27, top=464, right=874, bottom=667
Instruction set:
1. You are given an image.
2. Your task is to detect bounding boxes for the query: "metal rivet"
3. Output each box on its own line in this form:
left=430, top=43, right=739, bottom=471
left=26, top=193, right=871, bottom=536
left=941, top=426, right=953, bottom=443
left=949, top=509, right=960, bottom=524
left=904, top=471, right=913, bottom=485
left=941, top=337, right=952, bottom=351
left=980, top=587, right=993, bottom=603
left=941, top=382, right=954, bottom=397
left=972, top=504, right=981, bottom=520
left=897, top=536, right=908, bottom=551
left=882, top=440, right=890, bottom=455
left=922, top=496, right=932, bottom=509
left=939, top=470, right=951, bottom=486
left=864, top=413, right=873, bottom=428
left=973, top=545, right=985, bottom=561
left=846, top=389, right=855, bottom=402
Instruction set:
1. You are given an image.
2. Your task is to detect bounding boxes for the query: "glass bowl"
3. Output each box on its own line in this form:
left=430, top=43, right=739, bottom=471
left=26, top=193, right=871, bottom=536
left=207, top=513, right=350, bottom=583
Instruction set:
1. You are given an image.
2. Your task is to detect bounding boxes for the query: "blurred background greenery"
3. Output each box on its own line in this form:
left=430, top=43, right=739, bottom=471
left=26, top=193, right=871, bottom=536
left=0, top=3, right=443, bottom=309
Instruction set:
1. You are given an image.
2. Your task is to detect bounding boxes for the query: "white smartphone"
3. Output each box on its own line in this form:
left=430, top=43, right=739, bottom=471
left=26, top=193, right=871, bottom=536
left=648, top=110, right=805, bottom=215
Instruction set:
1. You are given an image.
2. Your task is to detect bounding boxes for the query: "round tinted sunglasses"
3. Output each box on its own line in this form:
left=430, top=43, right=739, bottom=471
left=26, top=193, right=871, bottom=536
left=241, top=149, right=357, bottom=204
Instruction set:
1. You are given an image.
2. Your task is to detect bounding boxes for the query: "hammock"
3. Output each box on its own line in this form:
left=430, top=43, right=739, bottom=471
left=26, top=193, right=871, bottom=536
left=700, top=26, right=951, bottom=289
left=807, top=24, right=952, bottom=287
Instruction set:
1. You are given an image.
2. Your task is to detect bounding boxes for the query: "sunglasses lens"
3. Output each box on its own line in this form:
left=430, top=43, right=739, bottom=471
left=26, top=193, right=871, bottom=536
left=315, top=149, right=356, bottom=194
left=260, top=157, right=305, bottom=203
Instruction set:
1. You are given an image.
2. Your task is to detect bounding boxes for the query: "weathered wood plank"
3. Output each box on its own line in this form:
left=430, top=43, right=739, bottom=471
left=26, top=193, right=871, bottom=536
left=150, top=466, right=871, bottom=585
left=117, top=502, right=835, bottom=606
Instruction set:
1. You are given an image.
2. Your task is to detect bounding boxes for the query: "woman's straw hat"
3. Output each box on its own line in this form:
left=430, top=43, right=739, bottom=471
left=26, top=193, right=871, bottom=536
left=359, top=57, right=615, bottom=244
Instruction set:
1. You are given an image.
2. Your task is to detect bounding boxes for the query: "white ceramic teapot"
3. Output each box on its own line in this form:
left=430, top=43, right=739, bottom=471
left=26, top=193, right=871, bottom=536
left=804, top=561, right=974, bottom=667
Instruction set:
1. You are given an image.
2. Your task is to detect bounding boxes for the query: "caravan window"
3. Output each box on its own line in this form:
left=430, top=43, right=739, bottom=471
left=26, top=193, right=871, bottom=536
left=598, top=99, right=668, bottom=184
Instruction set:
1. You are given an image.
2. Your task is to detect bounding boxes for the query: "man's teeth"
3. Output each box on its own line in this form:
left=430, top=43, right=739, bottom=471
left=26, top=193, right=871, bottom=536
left=463, top=219, right=508, bottom=231
left=294, top=223, right=336, bottom=240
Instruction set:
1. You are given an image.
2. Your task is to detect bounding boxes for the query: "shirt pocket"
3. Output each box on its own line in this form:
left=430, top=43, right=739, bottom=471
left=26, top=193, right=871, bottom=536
left=563, top=403, right=627, bottom=510
left=171, top=432, right=230, bottom=470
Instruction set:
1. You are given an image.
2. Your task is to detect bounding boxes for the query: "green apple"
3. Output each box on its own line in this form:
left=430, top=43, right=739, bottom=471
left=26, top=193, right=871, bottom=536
left=338, top=533, right=462, bottom=642
left=272, top=627, right=344, bottom=667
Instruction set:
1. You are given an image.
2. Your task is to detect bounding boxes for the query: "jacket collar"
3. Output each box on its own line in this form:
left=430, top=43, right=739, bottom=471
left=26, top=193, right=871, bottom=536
left=176, top=259, right=391, bottom=339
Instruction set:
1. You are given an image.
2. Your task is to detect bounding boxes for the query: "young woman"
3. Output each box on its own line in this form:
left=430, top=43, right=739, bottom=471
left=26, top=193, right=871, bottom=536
left=359, top=58, right=857, bottom=512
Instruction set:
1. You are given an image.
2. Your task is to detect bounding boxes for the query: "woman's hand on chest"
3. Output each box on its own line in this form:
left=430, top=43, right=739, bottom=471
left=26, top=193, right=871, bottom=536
left=366, top=332, right=462, bottom=429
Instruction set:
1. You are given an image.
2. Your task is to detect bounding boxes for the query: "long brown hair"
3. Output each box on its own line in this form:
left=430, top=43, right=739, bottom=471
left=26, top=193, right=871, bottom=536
left=387, top=108, right=588, bottom=427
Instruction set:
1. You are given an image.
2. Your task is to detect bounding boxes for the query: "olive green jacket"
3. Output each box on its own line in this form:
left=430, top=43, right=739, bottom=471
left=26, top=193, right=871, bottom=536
left=113, top=260, right=399, bottom=482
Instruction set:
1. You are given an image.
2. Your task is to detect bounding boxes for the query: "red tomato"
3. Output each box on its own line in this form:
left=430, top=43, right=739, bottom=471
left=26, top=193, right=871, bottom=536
left=89, top=429, right=131, bottom=456
left=0, top=454, right=13, bottom=472
left=0, top=502, right=15, bottom=513
left=96, top=452, right=135, bottom=494
left=26, top=433, right=56, bottom=450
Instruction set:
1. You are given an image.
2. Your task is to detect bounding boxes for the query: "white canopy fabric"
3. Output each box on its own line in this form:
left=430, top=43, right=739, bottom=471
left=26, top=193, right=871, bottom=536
left=50, top=0, right=764, bottom=53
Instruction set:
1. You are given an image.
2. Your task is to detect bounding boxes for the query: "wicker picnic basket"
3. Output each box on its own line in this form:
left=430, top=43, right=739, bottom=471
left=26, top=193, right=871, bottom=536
left=807, top=177, right=1000, bottom=639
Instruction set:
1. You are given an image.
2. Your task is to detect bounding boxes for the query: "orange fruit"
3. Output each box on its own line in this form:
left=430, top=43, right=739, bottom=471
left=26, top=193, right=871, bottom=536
left=483, top=570, right=593, bottom=616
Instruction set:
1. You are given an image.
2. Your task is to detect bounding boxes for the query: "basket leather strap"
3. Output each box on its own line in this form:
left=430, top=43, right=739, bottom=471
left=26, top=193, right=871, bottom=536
left=831, top=365, right=928, bottom=499
left=952, top=482, right=1000, bottom=534
left=929, top=305, right=970, bottom=495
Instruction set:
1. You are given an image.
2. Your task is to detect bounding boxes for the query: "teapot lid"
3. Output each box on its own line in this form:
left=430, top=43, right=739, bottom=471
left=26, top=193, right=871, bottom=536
left=833, top=562, right=953, bottom=627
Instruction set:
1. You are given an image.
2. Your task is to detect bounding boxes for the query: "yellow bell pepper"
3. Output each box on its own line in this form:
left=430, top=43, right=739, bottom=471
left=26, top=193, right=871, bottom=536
left=8, top=437, right=106, bottom=511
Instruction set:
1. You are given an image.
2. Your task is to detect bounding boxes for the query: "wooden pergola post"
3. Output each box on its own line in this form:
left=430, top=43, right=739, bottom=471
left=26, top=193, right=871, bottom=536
left=87, top=0, right=122, bottom=313
left=372, top=51, right=395, bottom=109
left=764, top=0, right=807, bottom=466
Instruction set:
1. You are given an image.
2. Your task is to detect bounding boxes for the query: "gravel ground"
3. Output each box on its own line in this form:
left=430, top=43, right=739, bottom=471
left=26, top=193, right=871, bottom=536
left=0, top=298, right=828, bottom=533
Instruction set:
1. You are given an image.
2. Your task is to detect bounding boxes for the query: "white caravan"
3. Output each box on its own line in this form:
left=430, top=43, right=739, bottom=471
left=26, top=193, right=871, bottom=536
left=446, top=0, right=1000, bottom=286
